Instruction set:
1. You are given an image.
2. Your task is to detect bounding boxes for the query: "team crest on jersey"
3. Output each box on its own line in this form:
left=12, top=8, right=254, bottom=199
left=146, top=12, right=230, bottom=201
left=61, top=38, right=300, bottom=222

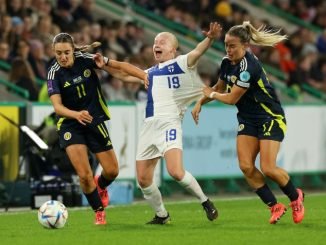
left=231, top=75, right=237, bottom=84
left=167, top=65, right=174, bottom=73
left=63, top=132, right=72, bottom=140
left=238, top=124, right=245, bottom=131
left=240, top=71, right=250, bottom=82
left=84, top=69, right=91, bottom=78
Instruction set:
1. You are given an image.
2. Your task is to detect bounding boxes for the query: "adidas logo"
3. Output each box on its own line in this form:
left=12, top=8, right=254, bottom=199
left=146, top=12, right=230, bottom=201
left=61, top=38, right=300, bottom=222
left=64, top=81, right=71, bottom=87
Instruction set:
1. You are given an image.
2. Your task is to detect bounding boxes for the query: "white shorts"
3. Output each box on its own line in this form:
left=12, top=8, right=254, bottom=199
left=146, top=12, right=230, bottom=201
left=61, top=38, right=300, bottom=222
left=136, top=117, right=183, bottom=160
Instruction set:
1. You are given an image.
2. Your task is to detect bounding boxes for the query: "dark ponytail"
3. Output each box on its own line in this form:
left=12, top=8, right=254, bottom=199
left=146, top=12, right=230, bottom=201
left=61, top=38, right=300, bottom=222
left=52, top=33, right=101, bottom=51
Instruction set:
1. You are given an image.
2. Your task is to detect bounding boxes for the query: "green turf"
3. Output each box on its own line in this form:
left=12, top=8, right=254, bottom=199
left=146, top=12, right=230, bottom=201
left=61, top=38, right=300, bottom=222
left=0, top=193, right=325, bottom=245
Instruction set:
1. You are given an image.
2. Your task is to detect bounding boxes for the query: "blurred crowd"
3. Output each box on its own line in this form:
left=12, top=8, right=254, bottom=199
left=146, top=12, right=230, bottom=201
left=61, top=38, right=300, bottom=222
left=0, top=0, right=326, bottom=103
left=270, top=0, right=326, bottom=28
left=0, top=0, right=153, bottom=102
left=134, top=0, right=326, bottom=94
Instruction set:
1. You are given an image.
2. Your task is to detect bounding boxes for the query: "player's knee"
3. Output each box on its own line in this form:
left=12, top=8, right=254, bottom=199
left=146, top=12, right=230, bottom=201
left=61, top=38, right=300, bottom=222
left=137, top=178, right=150, bottom=188
left=239, top=163, right=255, bottom=177
left=137, top=175, right=151, bottom=188
left=109, top=167, right=119, bottom=179
left=78, top=172, right=93, bottom=186
left=169, top=171, right=184, bottom=181
left=260, top=165, right=275, bottom=178
left=102, top=165, right=119, bottom=179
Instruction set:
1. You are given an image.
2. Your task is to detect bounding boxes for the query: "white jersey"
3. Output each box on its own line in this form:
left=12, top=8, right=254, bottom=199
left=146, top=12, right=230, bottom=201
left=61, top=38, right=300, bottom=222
left=145, top=54, right=204, bottom=119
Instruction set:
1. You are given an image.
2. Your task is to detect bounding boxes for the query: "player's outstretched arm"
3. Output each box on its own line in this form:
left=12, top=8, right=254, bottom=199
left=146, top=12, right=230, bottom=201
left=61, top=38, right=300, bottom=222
left=93, top=53, right=145, bottom=81
left=106, top=66, right=149, bottom=89
left=187, top=22, right=222, bottom=67
left=93, top=53, right=148, bottom=88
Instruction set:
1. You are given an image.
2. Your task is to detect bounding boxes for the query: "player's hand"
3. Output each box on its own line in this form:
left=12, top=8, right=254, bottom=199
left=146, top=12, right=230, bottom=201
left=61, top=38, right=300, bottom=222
left=143, top=74, right=149, bottom=89
left=203, top=86, right=215, bottom=98
left=203, top=22, right=222, bottom=40
left=93, top=53, right=105, bottom=68
left=76, top=110, right=93, bottom=125
left=191, top=102, right=202, bottom=125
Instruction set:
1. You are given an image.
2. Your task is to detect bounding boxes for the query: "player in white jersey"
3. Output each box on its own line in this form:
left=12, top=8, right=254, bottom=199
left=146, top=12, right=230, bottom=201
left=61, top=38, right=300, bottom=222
left=136, top=22, right=222, bottom=224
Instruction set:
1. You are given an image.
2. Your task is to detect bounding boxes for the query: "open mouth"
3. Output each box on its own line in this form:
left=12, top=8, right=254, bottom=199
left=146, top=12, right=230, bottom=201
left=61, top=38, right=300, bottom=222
left=155, top=50, right=162, bottom=56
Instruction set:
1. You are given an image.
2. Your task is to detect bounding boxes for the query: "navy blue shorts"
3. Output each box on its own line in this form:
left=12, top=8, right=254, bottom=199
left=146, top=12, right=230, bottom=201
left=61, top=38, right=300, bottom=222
left=237, top=117, right=287, bottom=142
left=57, top=120, right=113, bottom=153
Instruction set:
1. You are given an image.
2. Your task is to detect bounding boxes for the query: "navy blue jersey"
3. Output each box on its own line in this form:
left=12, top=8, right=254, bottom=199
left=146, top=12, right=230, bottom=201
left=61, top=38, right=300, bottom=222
left=219, top=51, right=285, bottom=123
left=47, top=52, right=110, bottom=126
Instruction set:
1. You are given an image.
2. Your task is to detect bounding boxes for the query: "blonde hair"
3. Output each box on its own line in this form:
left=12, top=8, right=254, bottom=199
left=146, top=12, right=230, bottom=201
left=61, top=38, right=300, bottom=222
left=156, top=32, right=179, bottom=49
left=228, top=21, right=287, bottom=47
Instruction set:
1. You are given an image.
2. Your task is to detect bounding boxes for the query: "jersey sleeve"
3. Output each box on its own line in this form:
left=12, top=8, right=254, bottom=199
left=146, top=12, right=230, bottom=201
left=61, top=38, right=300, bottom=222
left=83, top=53, right=99, bottom=69
left=235, top=57, right=258, bottom=89
left=47, top=63, right=61, bottom=97
left=176, top=54, right=189, bottom=71
left=76, top=51, right=98, bottom=69
left=219, top=57, right=227, bottom=82
left=47, top=76, right=61, bottom=97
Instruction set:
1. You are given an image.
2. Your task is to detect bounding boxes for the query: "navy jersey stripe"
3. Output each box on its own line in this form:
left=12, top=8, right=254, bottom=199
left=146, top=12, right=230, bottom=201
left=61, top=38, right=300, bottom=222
left=145, top=70, right=154, bottom=118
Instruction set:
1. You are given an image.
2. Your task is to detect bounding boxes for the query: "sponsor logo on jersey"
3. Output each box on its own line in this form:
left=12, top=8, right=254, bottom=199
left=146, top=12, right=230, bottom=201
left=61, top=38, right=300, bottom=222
left=73, top=76, right=83, bottom=84
left=64, top=132, right=72, bottom=140
left=238, top=124, right=245, bottom=131
left=84, top=69, right=91, bottom=78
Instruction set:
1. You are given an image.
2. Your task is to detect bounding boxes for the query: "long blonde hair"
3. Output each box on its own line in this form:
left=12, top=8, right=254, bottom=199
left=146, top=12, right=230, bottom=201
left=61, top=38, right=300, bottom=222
left=227, top=21, right=287, bottom=47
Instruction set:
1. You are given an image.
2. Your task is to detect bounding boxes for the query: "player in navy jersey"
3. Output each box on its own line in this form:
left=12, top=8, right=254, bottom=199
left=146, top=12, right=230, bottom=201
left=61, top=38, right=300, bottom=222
left=47, top=32, right=147, bottom=225
left=192, top=21, right=305, bottom=224
left=136, top=23, right=221, bottom=225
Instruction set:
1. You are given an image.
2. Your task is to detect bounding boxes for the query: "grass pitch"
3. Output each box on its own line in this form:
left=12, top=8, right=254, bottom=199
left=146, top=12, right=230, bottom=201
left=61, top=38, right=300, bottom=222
left=0, top=193, right=325, bottom=245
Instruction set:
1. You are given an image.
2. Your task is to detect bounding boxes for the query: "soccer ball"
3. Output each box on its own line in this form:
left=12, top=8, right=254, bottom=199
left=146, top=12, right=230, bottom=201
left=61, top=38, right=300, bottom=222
left=38, top=200, right=68, bottom=229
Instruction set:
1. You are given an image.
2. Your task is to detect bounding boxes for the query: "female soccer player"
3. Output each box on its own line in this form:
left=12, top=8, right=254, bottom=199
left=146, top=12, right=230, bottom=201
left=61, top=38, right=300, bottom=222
left=47, top=32, right=146, bottom=225
left=192, top=21, right=304, bottom=224
left=136, top=22, right=221, bottom=224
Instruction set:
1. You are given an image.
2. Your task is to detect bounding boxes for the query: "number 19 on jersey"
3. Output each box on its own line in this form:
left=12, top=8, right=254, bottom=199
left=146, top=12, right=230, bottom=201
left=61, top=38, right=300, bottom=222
left=167, top=76, right=180, bottom=89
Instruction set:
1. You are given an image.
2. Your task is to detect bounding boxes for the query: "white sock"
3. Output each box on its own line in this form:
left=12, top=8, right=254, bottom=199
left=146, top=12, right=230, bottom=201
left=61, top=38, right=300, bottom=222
left=177, top=171, right=208, bottom=203
left=141, top=183, right=168, bottom=217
